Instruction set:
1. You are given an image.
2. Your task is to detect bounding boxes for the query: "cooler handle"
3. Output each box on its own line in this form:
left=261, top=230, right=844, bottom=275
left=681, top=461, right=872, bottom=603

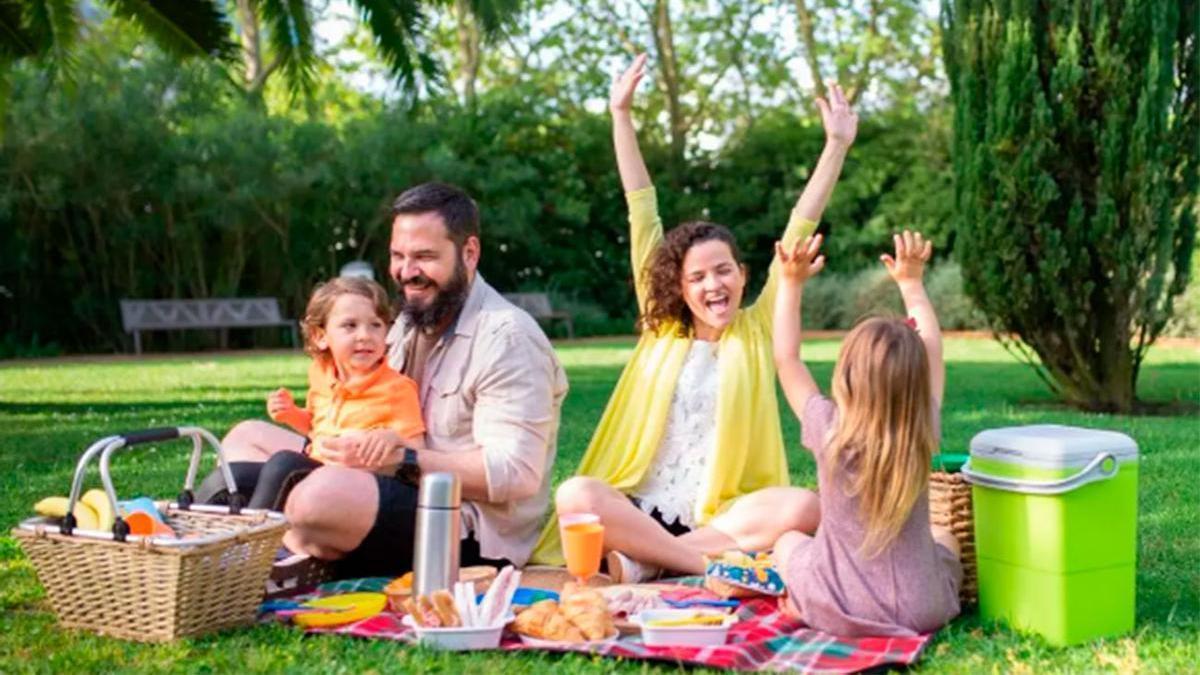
left=961, top=452, right=1119, bottom=495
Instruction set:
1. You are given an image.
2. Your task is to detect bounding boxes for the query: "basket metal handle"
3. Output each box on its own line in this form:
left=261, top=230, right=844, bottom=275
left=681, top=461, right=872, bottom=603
left=960, top=452, right=1119, bottom=495
left=63, top=426, right=241, bottom=539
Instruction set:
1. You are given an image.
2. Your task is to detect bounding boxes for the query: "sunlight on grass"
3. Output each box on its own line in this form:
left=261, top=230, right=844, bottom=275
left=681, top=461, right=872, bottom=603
left=0, top=336, right=1197, bottom=672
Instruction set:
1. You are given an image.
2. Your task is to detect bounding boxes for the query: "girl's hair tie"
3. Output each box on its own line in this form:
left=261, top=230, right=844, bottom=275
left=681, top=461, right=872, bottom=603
left=904, top=317, right=918, bottom=330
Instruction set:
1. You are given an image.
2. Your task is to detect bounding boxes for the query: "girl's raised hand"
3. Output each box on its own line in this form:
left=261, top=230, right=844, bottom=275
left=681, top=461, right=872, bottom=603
left=610, top=53, right=648, bottom=114
left=776, top=234, right=826, bottom=284
left=815, top=82, right=858, bottom=147
left=880, top=230, right=933, bottom=285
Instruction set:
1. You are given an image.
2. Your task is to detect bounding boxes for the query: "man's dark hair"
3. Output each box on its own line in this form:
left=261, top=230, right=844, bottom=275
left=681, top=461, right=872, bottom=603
left=391, top=182, right=480, bottom=247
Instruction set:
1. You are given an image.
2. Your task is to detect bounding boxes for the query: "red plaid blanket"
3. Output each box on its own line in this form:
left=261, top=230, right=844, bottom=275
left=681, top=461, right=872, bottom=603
left=261, top=578, right=932, bottom=673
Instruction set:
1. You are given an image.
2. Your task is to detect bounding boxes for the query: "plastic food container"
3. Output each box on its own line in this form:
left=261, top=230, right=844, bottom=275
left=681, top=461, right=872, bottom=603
left=401, top=614, right=513, bottom=651
left=632, top=609, right=735, bottom=647
left=963, top=424, right=1139, bottom=646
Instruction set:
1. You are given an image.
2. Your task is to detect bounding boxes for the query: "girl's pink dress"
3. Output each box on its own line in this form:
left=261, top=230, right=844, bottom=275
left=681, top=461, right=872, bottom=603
left=784, top=395, right=962, bottom=636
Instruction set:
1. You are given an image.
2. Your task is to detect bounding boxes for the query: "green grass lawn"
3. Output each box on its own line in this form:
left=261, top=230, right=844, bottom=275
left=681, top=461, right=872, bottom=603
left=1, top=337, right=1197, bottom=672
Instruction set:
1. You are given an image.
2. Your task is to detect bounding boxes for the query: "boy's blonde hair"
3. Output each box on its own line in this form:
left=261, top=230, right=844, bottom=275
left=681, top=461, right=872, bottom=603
left=827, top=316, right=937, bottom=558
left=301, top=277, right=393, bottom=360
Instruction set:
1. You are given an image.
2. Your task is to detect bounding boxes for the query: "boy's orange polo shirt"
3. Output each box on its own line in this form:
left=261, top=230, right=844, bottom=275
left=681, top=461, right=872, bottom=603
left=305, top=359, right=424, bottom=463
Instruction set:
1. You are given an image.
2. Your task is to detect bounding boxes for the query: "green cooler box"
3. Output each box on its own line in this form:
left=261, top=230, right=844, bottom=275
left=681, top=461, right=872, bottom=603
left=963, top=424, right=1138, bottom=645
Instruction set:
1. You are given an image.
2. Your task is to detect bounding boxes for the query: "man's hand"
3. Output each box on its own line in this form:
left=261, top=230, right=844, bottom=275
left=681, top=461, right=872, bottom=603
left=816, top=82, right=858, bottom=148
left=321, top=430, right=404, bottom=470
left=880, top=230, right=933, bottom=287
left=776, top=234, right=826, bottom=285
left=610, top=53, right=647, bottom=115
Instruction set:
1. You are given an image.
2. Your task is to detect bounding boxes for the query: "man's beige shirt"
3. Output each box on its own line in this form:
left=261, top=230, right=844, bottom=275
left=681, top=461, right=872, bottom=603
left=387, top=274, right=568, bottom=565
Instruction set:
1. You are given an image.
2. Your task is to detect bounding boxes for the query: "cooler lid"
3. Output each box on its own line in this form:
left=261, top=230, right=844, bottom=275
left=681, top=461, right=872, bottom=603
left=969, top=424, right=1138, bottom=469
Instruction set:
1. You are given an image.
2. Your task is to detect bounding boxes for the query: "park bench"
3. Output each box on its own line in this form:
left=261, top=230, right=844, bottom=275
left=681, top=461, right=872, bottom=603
left=503, top=292, right=574, bottom=339
left=119, top=298, right=299, bottom=354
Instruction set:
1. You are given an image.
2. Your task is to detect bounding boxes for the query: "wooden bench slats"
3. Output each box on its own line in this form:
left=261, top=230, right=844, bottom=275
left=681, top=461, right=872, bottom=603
left=119, top=298, right=298, bottom=353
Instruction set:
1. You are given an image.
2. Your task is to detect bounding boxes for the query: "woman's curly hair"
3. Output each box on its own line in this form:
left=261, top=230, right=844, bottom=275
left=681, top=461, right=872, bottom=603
left=639, top=220, right=744, bottom=336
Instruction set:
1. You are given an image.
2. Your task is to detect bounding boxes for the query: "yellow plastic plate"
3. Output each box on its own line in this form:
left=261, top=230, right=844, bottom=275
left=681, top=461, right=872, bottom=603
left=292, top=592, right=387, bottom=628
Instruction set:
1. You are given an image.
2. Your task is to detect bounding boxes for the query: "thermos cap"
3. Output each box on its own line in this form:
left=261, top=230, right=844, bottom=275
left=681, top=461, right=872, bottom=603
left=418, top=472, right=461, bottom=509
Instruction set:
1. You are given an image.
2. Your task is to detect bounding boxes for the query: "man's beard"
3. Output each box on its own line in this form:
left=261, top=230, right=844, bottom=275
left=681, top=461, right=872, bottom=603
left=394, top=259, right=470, bottom=330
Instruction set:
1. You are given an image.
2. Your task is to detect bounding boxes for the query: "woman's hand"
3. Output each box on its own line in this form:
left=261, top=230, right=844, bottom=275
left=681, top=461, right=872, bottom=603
left=610, top=53, right=647, bottom=115
left=816, top=82, right=858, bottom=148
left=775, top=234, right=826, bottom=285
left=880, top=230, right=933, bottom=287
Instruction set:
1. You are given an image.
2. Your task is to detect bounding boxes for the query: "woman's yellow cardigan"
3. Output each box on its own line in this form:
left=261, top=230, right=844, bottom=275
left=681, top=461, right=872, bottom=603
left=530, top=187, right=817, bottom=565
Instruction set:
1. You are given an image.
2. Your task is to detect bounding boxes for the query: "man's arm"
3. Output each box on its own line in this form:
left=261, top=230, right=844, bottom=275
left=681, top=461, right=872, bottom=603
left=321, top=328, right=563, bottom=504
left=466, top=327, right=563, bottom=504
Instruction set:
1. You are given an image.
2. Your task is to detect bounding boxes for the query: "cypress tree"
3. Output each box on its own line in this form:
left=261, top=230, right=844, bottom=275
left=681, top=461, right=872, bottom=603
left=941, top=0, right=1198, bottom=412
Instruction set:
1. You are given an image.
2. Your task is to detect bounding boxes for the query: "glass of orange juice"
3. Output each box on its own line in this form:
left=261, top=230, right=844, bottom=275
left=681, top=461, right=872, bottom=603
left=562, top=514, right=605, bottom=584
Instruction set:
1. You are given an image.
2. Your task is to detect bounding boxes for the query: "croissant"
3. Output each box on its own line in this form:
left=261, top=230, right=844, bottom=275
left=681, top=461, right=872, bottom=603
left=513, top=599, right=588, bottom=642
left=559, top=584, right=615, bottom=640
left=560, top=603, right=612, bottom=641
left=512, top=600, right=558, bottom=637
left=544, top=611, right=586, bottom=641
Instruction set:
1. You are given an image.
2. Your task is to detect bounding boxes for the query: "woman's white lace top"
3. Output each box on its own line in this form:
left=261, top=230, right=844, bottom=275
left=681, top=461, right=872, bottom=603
left=630, top=339, right=719, bottom=529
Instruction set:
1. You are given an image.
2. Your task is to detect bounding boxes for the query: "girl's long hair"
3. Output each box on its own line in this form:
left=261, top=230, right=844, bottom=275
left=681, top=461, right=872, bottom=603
left=826, top=316, right=937, bottom=557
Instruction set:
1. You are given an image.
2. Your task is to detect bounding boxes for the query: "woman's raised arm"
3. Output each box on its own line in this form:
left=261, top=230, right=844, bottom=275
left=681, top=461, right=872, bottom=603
left=612, top=54, right=663, bottom=312
left=611, top=53, right=652, bottom=192
left=752, top=83, right=857, bottom=320
left=792, top=83, right=857, bottom=222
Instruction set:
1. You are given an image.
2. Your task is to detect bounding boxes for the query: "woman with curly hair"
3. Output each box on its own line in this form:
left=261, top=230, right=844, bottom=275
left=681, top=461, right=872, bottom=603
left=530, top=54, right=858, bottom=581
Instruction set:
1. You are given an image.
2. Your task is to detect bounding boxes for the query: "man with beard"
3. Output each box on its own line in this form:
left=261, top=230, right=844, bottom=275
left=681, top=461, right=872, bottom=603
left=199, top=182, right=568, bottom=580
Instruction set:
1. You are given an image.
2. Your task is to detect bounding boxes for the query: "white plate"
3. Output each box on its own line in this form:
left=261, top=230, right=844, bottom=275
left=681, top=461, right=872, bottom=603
left=517, top=628, right=620, bottom=649
left=401, top=613, right=514, bottom=651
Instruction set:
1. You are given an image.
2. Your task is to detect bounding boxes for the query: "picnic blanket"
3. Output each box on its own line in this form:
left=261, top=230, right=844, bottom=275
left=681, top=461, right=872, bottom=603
left=260, top=577, right=932, bottom=673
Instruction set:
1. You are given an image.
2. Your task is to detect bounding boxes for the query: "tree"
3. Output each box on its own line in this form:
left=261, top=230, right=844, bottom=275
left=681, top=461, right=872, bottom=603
left=791, top=0, right=938, bottom=108
left=942, top=0, right=1198, bottom=412
left=0, top=0, right=521, bottom=105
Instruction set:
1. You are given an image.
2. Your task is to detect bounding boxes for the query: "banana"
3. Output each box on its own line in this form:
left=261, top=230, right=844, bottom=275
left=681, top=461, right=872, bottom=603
left=33, top=496, right=101, bottom=531
left=81, top=489, right=116, bottom=531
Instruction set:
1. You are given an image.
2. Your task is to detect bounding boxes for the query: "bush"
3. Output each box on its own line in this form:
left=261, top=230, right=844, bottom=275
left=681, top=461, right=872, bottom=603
left=0, top=36, right=964, bottom=354
left=925, top=263, right=987, bottom=331
left=942, top=0, right=1197, bottom=411
left=799, top=262, right=983, bottom=331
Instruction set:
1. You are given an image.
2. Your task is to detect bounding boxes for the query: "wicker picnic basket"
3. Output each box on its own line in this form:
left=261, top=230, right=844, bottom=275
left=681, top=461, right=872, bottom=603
left=929, top=461, right=977, bottom=605
left=13, top=427, right=288, bottom=642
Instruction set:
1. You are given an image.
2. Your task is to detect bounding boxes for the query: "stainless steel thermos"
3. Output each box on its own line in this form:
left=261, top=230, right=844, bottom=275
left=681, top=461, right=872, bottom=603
left=412, top=472, right=461, bottom=596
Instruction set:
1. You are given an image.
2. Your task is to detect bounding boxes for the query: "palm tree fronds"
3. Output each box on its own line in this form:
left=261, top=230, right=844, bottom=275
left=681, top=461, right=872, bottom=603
left=3, top=0, right=79, bottom=77
left=259, top=0, right=318, bottom=97
left=351, top=0, right=440, bottom=92
left=465, top=0, right=520, bottom=38
left=105, top=0, right=236, bottom=60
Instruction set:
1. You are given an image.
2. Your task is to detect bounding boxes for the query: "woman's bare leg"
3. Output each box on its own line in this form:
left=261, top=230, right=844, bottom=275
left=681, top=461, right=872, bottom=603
left=556, top=477, right=710, bottom=575
left=700, top=487, right=821, bottom=552
left=220, top=420, right=305, bottom=463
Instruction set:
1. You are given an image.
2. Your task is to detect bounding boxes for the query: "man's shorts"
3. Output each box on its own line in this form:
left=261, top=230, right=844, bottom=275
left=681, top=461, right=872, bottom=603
left=336, top=474, right=512, bottom=578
